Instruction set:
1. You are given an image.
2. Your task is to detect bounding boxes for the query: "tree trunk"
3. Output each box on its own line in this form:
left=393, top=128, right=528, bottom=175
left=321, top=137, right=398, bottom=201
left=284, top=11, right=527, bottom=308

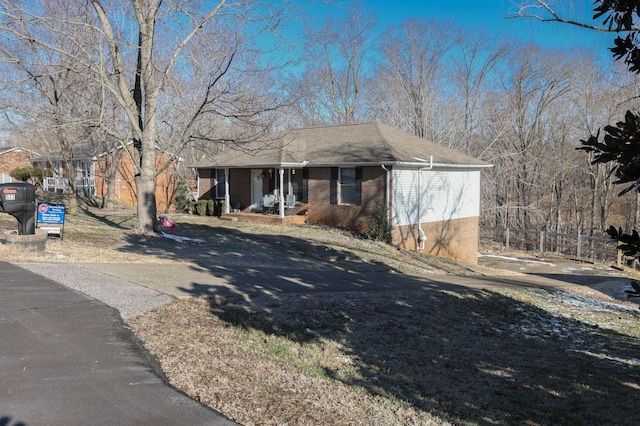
left=135, top=169, right=157, bottom=233
left=106, top=178, right=116, bottom=210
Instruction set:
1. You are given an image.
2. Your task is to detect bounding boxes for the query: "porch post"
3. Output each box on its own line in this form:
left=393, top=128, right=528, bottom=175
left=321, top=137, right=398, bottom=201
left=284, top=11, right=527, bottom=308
left=279, top=168, right=285, bottom=218
left=224, top=168, right=230, bottom=214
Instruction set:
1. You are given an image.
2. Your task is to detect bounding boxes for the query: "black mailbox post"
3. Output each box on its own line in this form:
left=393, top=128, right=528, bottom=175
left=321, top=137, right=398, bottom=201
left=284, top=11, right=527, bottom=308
left=0, top=182, right=37, bottom=235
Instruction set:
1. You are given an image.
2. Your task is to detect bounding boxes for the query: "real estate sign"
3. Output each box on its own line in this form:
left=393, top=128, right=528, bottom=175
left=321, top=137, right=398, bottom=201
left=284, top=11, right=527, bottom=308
left=37, top=203, right=65, bottom=224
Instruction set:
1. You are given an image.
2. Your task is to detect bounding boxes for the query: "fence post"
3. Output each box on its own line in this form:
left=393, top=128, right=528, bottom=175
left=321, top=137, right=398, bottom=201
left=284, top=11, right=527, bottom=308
left=539, top=231, right=544, bottom=254
left=505, top=228, right=510, bottom=250
left=617, top=248, right=622, bottom=268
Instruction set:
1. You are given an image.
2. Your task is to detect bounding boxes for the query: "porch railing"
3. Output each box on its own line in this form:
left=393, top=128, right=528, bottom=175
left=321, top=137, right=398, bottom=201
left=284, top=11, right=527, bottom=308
left=43, top=177, right=69, bottom=193
left=43, top=176, right=96, bottom=196
left=75, top=177, right=96, bottom=196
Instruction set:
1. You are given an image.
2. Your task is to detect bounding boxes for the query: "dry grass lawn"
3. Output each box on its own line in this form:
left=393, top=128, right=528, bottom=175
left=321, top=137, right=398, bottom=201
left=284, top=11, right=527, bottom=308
left=2, top=205, right=640, bottom=425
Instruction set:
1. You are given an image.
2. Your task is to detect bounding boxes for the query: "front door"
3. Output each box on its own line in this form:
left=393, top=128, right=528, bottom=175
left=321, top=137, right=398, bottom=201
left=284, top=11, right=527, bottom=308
left=251, top=169, right=264, bottom=211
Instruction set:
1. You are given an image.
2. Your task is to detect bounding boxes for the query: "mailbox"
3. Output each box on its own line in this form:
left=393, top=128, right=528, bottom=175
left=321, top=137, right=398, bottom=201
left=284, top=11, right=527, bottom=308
left=0, top=182, right=37, bottom=235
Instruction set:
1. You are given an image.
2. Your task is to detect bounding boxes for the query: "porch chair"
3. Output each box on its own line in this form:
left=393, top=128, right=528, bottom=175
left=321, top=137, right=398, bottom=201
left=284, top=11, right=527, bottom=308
left=262, top=194, right=276, bottom=213
left=285, top=193, right=296, bottom=210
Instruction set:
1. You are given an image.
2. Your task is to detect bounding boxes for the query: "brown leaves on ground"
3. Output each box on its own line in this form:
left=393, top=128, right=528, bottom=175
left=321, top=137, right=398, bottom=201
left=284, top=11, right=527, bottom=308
left=130, top=287, right=640, bottom=426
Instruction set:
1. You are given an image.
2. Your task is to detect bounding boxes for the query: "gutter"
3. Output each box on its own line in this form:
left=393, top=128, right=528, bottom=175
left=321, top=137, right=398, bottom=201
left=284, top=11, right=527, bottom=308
left=381, top=165, right=391, bottom=230
left=187, top=161, right=492, bottom=169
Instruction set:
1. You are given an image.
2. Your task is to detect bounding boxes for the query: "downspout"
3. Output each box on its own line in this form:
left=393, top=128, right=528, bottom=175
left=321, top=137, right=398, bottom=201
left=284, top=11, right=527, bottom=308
left=416, top=156, right=433, bottom=252
left=381, top=165, right=391, bottom=231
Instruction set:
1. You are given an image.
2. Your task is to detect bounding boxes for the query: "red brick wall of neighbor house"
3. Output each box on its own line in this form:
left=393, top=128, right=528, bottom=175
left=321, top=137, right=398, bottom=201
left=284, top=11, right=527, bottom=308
left=307, top=166, right=386, bottom=231
left=391, top=216, right=480, bottom=265
left=0, top=151, right=33, bottom=174
left=95, top=149, right=177, bottom=212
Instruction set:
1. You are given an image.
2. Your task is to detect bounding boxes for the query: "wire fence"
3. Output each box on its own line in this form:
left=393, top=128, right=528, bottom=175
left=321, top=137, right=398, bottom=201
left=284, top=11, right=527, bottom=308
left=480, top=227, right=630, bottom=267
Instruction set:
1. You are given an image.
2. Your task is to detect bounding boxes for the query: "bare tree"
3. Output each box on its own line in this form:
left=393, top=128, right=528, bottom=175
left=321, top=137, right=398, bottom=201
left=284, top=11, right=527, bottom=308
left=0, top=0, right=103, bottom=212
left=446, top=29, right=508, bottom=152
left=290, top=1, right=376, bottom=126
left=490, top=44, right=573, bottom=230
left=372, top=18, right=458, bottom=140
left=0, top=0, right=288, bottom=233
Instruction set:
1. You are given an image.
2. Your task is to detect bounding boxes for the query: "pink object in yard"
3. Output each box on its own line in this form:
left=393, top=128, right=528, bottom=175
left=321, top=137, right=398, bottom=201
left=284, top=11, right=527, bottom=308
left=159, top=215, right=177, bottom=235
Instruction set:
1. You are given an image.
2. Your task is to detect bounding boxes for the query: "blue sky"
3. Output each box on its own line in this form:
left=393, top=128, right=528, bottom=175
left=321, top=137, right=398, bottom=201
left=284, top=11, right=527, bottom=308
left=297, top=0, right=614, bottom=56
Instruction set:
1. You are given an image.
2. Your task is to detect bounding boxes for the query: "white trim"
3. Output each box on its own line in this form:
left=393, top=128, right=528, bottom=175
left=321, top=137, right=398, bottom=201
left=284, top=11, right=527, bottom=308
left=224, top=168, right=230, bottom=214
left=0, top=146, right=40, bottom=157
left=191, top=161, right=492, bottom=170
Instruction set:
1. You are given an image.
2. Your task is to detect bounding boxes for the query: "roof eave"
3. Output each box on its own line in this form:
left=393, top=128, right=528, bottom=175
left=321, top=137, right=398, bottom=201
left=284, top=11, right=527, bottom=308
left=191, top=161, right=492, bottom=169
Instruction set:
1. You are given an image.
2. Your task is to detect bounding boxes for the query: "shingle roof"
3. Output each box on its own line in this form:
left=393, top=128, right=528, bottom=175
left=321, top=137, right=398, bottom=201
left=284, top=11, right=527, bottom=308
left=29, top=142, right=95, bottom=163
left=191, top=123, right=491, bottom=169
left=0, top=146, right=40, bottom=157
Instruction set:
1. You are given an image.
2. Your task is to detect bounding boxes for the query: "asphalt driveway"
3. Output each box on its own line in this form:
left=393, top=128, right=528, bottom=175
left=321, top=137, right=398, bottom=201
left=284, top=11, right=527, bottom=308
left=0, top=261, right=236, bottom=426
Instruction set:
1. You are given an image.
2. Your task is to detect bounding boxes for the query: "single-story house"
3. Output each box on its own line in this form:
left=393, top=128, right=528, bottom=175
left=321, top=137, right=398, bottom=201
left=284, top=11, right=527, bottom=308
left=192, top=123, right=492, bottom=264
left=0, top=146, right=40, bottom=183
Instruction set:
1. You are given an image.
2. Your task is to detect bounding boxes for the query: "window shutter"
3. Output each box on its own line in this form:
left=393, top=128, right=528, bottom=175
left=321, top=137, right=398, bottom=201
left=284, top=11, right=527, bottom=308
left=302, top=168, right=309, bottom=203
left=355, top=167, right=362, bottom=206
left=330, top=167, right=338, bottom=205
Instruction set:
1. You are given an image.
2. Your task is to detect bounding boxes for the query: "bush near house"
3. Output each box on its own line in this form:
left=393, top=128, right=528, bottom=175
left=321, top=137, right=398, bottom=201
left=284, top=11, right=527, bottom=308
left=195, top=200, right=208, bottom=216
left=9, top=166, right=52, bottom=185
left=194, top=199, right=225, bottom=217
left=172, top=176, right=192, bottom=213
left=365, top=197, right=391, bottom=243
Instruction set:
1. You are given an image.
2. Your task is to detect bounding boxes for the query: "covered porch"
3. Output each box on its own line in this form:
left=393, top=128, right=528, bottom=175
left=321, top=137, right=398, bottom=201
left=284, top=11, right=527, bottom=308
left=199, top=163, right=308, bottom=220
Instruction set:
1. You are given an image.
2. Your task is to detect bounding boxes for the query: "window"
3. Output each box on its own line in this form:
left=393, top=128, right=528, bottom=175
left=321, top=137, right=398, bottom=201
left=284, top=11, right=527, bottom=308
left=213, top=169, right=226, bottom=199
left=331, top=167, right=362, bottom=205
left=339, top=168, right=357, bottom=205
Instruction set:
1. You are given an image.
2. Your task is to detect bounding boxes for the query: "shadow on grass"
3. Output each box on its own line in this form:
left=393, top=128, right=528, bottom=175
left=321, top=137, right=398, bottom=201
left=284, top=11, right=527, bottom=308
left=79, top=207, right=134, bottom=230
left=206, top=287, right=639, bottom=425
left=114, top=217, right=640, bottom=425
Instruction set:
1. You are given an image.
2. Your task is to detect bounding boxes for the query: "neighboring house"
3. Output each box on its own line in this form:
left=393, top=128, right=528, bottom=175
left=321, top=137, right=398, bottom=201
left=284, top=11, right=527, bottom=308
left=31, top=143, right=96, bottom=196
left=93, top=144, right=180, bottom=213
left=191, top=123, right=492, bottom=264
left=31, top=142, right=179, bottom=212
left=0, top=146, right=40, bottom=183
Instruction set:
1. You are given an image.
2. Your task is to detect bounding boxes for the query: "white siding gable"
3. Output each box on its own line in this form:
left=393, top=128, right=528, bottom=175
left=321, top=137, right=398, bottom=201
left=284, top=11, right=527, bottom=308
left=392, top=168, right=480, bottom=227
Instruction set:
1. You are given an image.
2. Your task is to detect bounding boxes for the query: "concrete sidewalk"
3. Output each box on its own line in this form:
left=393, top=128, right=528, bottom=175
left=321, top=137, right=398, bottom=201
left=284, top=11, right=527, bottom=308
left=77, top=260, right=596, bottom=301
left=0, top=261, right=236, bottom=426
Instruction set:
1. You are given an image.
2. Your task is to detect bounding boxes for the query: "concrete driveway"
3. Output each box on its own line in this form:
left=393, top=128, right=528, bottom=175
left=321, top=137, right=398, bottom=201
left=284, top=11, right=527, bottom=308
left=477, top=252, right=627, bottom=286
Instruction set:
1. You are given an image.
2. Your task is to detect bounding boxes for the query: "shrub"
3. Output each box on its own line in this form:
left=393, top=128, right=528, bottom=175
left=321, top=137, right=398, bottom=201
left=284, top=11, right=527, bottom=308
left=365, top=197, right=391, bottom=243
left=213, top=200, right=225, bottom=217
left=173, top=176, right=192, bottom=213
left=10, top=166, right=52, bottom=184
left=195, top=199, right=208, bottom=216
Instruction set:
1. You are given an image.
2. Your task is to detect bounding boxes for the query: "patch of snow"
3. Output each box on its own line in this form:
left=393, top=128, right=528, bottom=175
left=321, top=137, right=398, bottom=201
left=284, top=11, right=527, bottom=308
left=160, top=232, right=203, bottom=243
left=477, top=253, right=556, bottom=266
